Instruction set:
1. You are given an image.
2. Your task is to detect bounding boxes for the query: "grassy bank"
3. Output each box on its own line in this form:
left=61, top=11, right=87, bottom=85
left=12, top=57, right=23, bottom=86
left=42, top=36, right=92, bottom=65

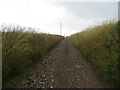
left=70, top=21, right=119, bottom=87
left=2, top=25, right=64, bottom=87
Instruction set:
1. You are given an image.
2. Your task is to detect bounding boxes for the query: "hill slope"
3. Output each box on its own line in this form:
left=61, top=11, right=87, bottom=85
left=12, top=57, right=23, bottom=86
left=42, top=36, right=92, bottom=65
left=70, top=22, right=119, bottom=87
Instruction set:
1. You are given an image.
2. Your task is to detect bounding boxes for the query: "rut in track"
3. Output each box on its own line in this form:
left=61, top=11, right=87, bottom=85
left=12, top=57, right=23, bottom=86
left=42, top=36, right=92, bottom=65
left=18, top=38, right=110, bottom=88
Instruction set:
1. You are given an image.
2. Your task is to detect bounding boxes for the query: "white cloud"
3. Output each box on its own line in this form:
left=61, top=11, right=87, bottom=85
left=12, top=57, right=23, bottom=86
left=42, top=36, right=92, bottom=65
left=0, top=0, right=66, bottom=34
left=0, top=0, right=118, bottom=36
left=43, top=0, right=119, bottom=2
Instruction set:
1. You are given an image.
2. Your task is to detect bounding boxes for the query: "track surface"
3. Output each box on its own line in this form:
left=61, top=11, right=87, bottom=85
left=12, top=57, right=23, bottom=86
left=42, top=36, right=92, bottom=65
left=18, top=38, right=110, bottom=88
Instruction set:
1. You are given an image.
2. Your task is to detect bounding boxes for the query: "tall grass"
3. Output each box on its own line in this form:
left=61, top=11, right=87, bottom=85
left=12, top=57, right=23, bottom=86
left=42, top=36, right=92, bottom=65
left=70, top=21, right=119, bottom=87
left=2, top=25, right=64, bottom=87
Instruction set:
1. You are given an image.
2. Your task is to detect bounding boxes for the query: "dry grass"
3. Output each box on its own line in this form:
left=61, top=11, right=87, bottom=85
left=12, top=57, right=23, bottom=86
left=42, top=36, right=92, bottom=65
left=1, top=25, right=64, bottom=87
left=70, top=21, right=119, bottom=87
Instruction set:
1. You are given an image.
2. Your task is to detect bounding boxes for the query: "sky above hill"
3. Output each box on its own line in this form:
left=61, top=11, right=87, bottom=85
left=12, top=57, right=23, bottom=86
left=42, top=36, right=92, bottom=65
left=0, top=0, right=118, bottom=36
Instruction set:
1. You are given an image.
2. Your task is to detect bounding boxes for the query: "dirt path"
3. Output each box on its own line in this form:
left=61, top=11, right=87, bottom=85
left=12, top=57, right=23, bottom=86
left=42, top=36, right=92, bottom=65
left=18, top=38, right=110, bottom=88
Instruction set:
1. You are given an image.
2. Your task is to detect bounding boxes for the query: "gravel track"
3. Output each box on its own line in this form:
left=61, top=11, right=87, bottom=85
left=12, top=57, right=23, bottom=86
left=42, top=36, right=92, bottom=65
left=18, top=38, right=110, bottom=88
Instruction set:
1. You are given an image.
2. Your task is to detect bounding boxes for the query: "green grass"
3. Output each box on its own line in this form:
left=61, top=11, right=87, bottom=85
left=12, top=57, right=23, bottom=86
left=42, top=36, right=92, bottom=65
left=70, top=21, right=119, bottom=87
left=1, top=25, right=64, bottom=87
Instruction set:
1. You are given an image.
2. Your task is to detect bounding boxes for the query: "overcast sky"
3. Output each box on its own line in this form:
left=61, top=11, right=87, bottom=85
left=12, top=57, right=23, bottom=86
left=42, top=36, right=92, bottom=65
left=0, top=0, right=118, bottom=36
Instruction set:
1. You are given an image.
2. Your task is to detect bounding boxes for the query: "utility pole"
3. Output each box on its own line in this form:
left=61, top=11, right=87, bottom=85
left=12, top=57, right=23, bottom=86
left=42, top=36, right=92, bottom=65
left=60, top=22, right=62, bottom=35
left=69, top=30, right=70, bottom=36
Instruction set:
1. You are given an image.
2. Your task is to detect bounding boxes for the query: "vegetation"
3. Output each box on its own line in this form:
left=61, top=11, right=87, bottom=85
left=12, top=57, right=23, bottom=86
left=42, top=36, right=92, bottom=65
left=70, top=21, right=119, bottom=87
left=2, top=25, right=64, bottom=87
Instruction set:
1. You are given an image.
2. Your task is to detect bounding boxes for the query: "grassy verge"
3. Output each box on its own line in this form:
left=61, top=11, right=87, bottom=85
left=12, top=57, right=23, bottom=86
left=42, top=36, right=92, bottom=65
left=1, top=25, right=64, bottom=87
left=70, top=21, right=119, bottom=87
